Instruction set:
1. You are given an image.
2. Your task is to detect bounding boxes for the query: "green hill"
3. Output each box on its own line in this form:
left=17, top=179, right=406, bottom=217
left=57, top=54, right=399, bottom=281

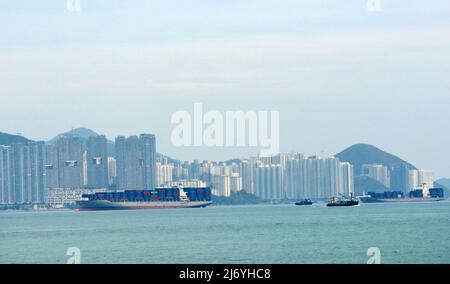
left=436, top=178, right=450, bottom=189
left=0, top=132, right=33, bottom=146
left=435, top=179, right=450, bottom=197
left=336, top=144, right=416, bottom=176
left=47, top=127, right=101, bottom=144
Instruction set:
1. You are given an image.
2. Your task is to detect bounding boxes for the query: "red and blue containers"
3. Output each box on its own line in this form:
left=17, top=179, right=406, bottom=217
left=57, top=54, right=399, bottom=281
left=82, top=187, right=212, bottom=202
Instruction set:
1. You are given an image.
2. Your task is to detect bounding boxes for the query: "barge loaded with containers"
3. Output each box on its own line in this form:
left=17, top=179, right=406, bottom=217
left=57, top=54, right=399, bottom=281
left=75, top=186, right=212, bottom=211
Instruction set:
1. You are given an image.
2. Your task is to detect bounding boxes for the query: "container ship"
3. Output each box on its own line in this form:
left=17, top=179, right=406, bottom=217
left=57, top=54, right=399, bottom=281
left=358, top=187, right=444, bottom=204
left=75, top=186, right=212, bottom=211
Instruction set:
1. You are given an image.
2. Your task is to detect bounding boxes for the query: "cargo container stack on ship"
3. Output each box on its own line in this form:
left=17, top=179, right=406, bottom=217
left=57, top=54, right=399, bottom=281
left=358, top=186, right=445, bottom=203
left=75, top=185, right=212, bottom=211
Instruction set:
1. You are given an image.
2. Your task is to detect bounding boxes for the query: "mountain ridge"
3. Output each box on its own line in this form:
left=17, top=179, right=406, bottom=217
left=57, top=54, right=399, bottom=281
left=0, top=132, right=34, bottom=146
left=335, top=143, right=417, bottom=176
left=47, top=127, right=105, bottom=144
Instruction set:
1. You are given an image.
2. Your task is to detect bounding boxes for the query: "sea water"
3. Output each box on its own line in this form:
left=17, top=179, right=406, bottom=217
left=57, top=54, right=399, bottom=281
left=1, top=202, right=449, bottom=264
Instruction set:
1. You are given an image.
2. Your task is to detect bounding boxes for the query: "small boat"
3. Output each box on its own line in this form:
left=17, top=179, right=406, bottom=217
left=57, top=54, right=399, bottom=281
left=295, top=199, right=313, bottom=206
left=326, top=194, right=359, bottom=207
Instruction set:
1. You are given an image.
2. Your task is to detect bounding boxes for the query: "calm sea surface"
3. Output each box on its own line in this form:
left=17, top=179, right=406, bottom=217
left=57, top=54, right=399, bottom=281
left=1, top=201, right=449, bottom=264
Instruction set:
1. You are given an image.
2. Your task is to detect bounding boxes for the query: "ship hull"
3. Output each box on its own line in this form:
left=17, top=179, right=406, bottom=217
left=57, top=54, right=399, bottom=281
left=75, top=200, right=212, bottom=211
left=326, top=201, right=359, bottom=207
left=359, top=197, right=443, bottom=204
left=295, top=202, right=313, bottom=206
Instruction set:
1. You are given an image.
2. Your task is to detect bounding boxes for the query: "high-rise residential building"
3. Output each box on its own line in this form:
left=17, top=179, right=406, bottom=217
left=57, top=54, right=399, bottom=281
left=156, top=162, right=174, bottom=186
left=0, top=142, right=45, bottom=204
left=86, top=135, right=108, bottom=189
left=172, top=164, right=185, bottom=182
left=284, top=156, right=354, bottom=200
left=199, top=161, right=213, bottom=185
left=139, top=134, right=157, bottom=190
left=389, top=164, right=411, bottom=193
left=189, top=160, right=200, bottom=180
left=114, top=136, right=127, bottom=190
left=56, top=136, right=84, bottom=189
left=0, top=146, right=13, bottom=204
left=239, top=160, right=254, bottom=194
left=211, top=175, right=231, bottom=197
left=208, top=162, right=232, bottom=176
left=409, top=169, right=434, bottom=189
left=83, top=151, right=88, bottom=186
left=115, top=134, right=156, bottom=191
left=285, top=158, right=304, bottom=199
left=408, top=169, right=419, bottom=188
left=305, top=156, right=323, bottom=199
left=254, top=164, right=282, bottom=200
left=418, top=170, right=434, bottom=188
left=230, top=173, right=242, bottom=192
left=229, top=163, right=240, bottom=175
left=362, top=164, right=390, bottom=188
left=340, top=162, right=354, bottom=196
left=107, top=157, right=116, bottom=186
left=156, top=153, right=169, bottom=164
left=323, top=157, right=341, bottom=197
left=44, top=144, right=59, bottom=189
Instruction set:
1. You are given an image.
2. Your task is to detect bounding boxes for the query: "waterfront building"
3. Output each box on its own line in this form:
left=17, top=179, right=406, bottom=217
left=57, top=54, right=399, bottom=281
left=230, top=173, right=243, bottom=192
left=389, top=164, right=411, bottom=193
left=211, top=174, right=231, bottom=197
left=0, top=146, right=13, bottom=204
left=86, top=135, right=108, bottom=189
left=239, top=159, right=254, bottom=194
left=254, top=163, right=282, bottom=200
left=284, top=156, right=354, bottom=200
left=107, top=157, right=116, bottom=185
left=156, top=162, right=174, bottom=186
left=362, top=164, right=390, bottom=188
left=44, top=144, right=59, bottom=189
left=114, top=134, right=156, bottom=191
left=56, top=135, right=84, bottom=189
left=409, top=169, right=434, bottom=189
left=0, top=142, right=46, bottom=204
left=340, top=162, right=354, bottom=196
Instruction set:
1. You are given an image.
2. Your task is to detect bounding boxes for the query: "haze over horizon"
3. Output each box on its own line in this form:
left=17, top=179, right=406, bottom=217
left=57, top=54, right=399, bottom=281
left=1, top=0, right=450, bottom=177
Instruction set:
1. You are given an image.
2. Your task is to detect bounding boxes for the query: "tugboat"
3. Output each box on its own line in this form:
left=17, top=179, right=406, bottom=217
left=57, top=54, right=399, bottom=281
left=295, top=199, right=313, bottom=206
left=326, top=193, right=359, bottom=207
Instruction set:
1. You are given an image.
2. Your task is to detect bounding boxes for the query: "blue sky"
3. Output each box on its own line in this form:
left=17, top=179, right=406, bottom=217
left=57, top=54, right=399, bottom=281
left=1, top=0, right=450, bottom=177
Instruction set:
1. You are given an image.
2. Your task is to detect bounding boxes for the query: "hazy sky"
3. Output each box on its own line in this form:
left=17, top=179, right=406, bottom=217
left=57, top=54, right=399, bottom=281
left=1, top=0, right=450, bottom=178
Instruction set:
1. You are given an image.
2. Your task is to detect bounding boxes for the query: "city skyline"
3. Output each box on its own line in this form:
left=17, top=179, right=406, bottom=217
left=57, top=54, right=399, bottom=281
left=1, top=129, right=441, bottom=205
left=0, top=127, right=444, bottom=179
